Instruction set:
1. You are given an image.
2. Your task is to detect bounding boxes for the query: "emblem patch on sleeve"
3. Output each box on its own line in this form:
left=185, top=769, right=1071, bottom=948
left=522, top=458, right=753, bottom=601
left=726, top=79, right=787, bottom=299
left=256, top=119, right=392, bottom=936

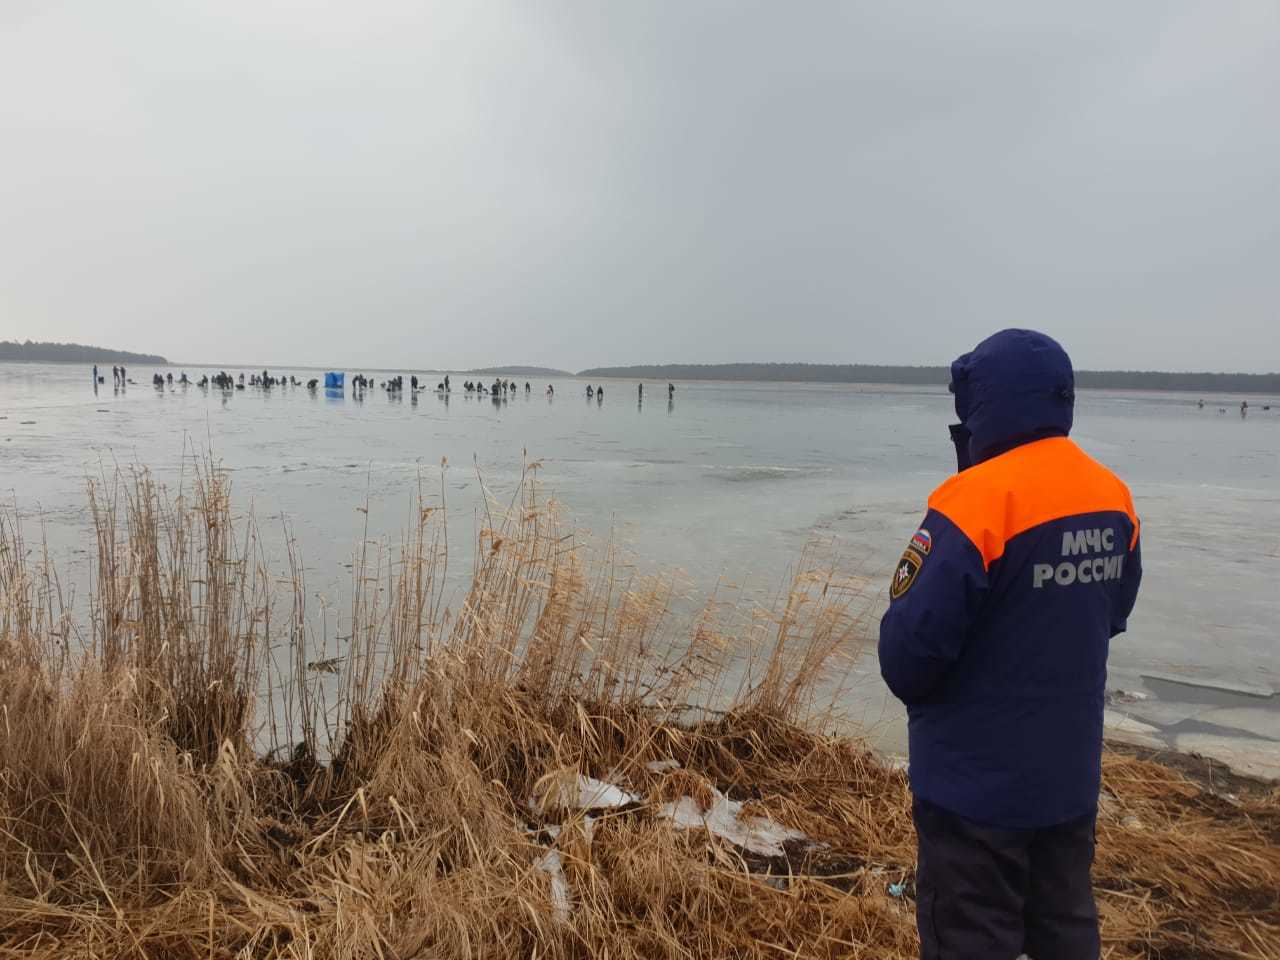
left=890, top=548, right=924, bottom=600
left=910, top=528, right=933, bottom=555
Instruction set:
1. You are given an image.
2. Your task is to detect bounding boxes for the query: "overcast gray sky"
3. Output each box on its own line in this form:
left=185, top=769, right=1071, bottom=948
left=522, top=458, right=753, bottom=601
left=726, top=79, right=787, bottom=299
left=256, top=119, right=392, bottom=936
left=2, top=2, right=1277, bottom=372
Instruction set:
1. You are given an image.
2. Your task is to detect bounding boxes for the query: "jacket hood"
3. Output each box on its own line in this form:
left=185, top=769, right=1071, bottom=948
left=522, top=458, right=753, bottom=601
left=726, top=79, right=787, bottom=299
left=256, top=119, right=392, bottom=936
left=950, top=329, right=1074, bottom=464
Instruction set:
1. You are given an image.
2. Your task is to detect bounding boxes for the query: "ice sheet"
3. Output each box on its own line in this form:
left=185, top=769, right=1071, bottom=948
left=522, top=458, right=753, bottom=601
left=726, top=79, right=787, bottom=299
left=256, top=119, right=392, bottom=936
left=1173, top=733, right=1280, bottom=782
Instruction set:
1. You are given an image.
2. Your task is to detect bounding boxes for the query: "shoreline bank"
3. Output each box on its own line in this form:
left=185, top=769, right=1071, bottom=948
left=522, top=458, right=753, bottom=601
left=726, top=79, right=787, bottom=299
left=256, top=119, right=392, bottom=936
left=1, top=461, right=1276, bottom=958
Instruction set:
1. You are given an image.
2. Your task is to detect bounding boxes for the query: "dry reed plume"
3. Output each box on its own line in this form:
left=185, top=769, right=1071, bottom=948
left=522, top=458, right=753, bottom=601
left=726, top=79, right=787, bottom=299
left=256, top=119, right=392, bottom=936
left=0, top=459, right=1276, bottom=959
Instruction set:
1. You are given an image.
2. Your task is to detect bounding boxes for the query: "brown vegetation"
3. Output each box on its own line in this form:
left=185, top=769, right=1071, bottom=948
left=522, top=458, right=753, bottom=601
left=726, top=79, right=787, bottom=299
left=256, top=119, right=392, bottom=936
left=0, top=461, right=1276, bottom=958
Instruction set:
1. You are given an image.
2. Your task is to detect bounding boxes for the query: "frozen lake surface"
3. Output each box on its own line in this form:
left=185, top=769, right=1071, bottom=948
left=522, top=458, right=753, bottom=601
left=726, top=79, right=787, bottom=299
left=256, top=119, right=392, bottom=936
left=3, top=362, right=1278, bottom=772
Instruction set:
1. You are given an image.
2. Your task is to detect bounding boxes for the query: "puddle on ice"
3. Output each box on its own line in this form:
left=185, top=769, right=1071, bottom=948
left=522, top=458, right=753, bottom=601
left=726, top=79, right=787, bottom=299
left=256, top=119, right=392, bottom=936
left=1190, top=707, right=1280, bottom=742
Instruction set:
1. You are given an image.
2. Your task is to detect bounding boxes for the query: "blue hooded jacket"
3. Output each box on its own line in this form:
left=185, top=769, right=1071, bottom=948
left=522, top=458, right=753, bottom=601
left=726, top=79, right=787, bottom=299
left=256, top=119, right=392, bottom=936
left=879, top=329, right=1142, bottom=829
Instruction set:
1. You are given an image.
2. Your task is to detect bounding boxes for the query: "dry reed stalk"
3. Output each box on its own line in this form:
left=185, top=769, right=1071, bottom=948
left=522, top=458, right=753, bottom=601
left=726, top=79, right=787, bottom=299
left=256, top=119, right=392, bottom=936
left=0, top=456, right=1275, bottom=959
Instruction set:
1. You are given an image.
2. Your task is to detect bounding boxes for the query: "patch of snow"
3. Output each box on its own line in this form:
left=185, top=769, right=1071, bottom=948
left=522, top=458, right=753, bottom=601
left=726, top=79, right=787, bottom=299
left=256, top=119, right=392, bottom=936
left=532, top=773, right=639, bottom=813
left=535, top=850, right=572, bottom=922
left=659, top=785, right=805, bottom=858
left=1097, top=791, right=1119, bottom=822
left=576, top=776, right=637, bottom=809
left=646, top=758, right=682, bottom=773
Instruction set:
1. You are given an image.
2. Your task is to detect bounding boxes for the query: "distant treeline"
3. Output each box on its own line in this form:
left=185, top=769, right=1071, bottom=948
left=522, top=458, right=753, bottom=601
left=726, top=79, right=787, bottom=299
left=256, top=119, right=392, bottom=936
left=0, top=340, right=167, bottom=364
left=467, top=365, right=572, bottom=377
left=579, top=363, right=945, bottom=386
left=576, top=363, right=1280, bottom=395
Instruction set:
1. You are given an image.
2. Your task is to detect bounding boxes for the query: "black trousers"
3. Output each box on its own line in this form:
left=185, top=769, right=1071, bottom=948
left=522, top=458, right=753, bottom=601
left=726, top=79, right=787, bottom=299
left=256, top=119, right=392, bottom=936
left=912, top=796, right=1099, bottom=960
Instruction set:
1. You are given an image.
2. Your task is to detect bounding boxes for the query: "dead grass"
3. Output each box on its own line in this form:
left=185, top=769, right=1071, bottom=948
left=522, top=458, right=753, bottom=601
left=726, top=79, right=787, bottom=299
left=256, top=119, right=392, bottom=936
left=0, top=458, right=1276, bottom=958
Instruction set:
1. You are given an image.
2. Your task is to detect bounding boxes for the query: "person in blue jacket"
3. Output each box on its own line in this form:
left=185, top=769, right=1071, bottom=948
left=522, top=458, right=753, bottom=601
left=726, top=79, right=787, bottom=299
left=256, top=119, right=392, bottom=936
left=879, top=329, right=1142, bottom=960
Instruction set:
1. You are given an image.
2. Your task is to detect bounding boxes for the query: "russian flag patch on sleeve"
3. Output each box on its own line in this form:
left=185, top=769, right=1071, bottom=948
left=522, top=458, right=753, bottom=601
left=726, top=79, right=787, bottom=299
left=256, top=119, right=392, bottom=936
left=910, top=528, right=932, bottom=556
